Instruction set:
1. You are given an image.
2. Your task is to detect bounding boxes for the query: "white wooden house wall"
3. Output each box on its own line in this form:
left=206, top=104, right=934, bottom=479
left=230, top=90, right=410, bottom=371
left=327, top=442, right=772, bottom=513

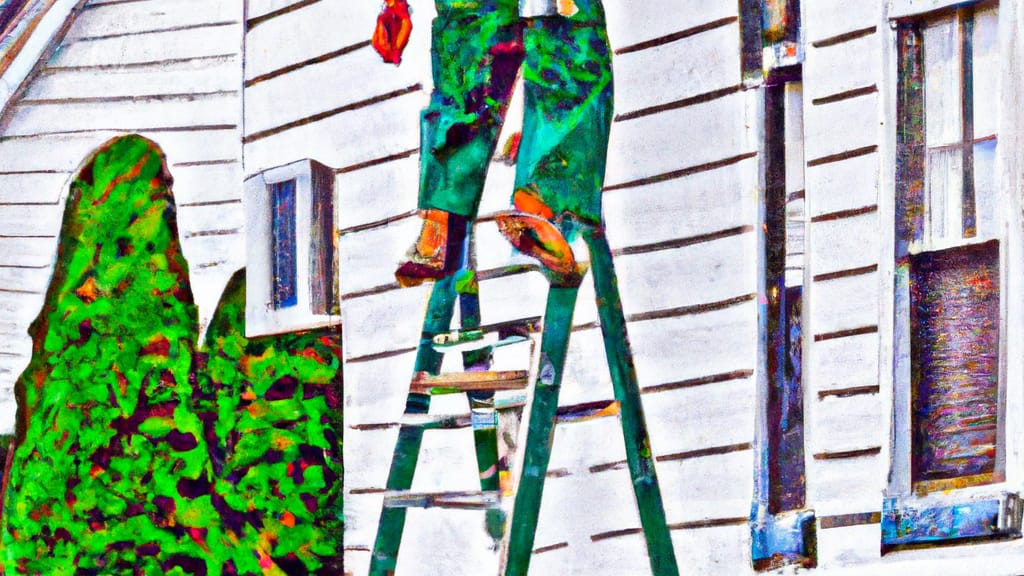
left=0, top=0, right=246, bottom=434
left=0, top=0, right=1017, bottom=573
left=266, top=0, right=765, bottom=574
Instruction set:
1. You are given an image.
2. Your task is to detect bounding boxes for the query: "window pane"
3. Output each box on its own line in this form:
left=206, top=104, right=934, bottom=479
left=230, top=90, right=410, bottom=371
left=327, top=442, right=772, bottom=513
left=784, top=83, right=805, bottom=195
left=924, top=146, right=963, bottom=243
left=769, top=286, right=805, bottom=513
left=785, top=197, right=804, bottom=287
left=910, top=241, right=999, bottom=485
left=972, top=6, right=999, bottom=139
left=974, top=138, right=998, bottom=239
left=272, top=179, right=298, bottom=309
left=924, top=17, right=962, bottom=146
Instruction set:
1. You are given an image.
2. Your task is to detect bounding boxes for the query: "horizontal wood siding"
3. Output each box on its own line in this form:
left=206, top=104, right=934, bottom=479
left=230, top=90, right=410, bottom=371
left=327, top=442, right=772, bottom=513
left=316, top=0, right=759, bottom=571
left=0, top=0, right=246, bottom=433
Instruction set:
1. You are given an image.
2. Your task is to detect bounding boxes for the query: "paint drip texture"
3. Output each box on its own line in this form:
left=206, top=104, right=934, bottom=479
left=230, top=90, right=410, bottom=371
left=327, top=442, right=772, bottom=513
left=0, top=136, right=342, bottom=575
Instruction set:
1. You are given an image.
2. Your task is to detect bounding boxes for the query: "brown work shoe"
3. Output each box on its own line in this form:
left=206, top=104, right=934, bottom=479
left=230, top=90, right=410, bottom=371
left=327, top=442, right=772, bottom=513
left=395, top=209, right=458, bottom=287
left=495, top=211, right=578, bottom=281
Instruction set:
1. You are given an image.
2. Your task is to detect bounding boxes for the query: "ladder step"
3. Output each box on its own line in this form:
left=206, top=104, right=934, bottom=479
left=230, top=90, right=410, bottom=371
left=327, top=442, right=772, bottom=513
left=398, top=399, right=616, bottom=429
left=382, top=490, right=502, bottom=510
left=432, top=317, right=541, bottom=347
left=411, top=370, right=530, bottom=394
left=432, top=330, right=530, bottom=353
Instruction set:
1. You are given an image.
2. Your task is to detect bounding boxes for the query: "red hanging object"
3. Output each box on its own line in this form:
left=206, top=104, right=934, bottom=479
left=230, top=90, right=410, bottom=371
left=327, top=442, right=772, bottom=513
left=373, top=0, right=412, bottom=65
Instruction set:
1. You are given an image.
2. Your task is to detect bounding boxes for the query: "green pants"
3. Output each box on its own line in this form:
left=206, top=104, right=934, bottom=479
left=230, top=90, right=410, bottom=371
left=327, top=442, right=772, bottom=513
left=419, top=0, right=613, bottom=227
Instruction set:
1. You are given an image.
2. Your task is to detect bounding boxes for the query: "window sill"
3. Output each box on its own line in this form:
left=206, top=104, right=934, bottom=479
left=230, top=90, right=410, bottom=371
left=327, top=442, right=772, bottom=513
left=881, top=491, right=1022, bottom=552
left=751, top=509, right=816, bottom=571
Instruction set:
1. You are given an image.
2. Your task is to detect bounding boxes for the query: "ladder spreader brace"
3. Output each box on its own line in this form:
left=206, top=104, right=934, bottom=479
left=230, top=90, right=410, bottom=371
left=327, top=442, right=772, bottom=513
left=368, top=222, right=681, bottom=576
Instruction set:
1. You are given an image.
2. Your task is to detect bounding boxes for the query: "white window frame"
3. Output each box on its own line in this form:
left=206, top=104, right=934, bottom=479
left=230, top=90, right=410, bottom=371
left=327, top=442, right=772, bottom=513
left=244, top=158, right=339, bottom=337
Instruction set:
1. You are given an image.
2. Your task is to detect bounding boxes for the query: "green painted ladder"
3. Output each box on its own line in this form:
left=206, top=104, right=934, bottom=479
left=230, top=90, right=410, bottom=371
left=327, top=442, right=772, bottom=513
left=367, top=223, right=680, bottom=576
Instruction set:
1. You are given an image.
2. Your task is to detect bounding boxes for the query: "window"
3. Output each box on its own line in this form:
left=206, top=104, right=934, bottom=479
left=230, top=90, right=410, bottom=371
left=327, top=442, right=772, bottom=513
left=271, top=179, right=298, bottom=309
left=886, top=1, right=1019, bottom=549
left=244, top=159, right=339, bottom=337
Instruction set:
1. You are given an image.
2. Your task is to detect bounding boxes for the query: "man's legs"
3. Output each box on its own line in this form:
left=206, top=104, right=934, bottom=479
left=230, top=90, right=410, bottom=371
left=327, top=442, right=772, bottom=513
left=396, top=0, right=524, bottom=286
left=497, top=8, right=614, bottom=281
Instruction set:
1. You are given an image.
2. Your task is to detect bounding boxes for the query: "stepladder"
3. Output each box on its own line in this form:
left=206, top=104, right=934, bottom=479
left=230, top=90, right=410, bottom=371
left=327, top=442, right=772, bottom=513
left=367, top=218, right=681, bottom=576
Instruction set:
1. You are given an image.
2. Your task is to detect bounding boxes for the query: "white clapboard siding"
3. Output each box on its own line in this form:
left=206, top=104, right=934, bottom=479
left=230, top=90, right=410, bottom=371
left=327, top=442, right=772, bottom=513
left=244, top=44, right=426, bottom=138
left=343, top=352, right=418, bottom=425
left=810, top=331, right=880, bottom=394
left=805, top=151, right=880, bottom=218
left=803, top=95, right=881, bottom=162
left=343, top=491, right=387, bottom=555
left=26, top=57, right=241, bottom=100
left=642, top=376, right=755, bottom=458
left=49, top=23, right=241, bottom=68
left=671, top=523, right=754, bottom=576
left=537, top=471, right=644, bottom=549
left=603, top=0, right=737, bottom=51
left=603, top=156, right=758, bottom=251
left=807, top=452, right=886, bottom=517
left=809, top=393, right=885, bottom=456
left=247, top=0, right=307, bottom=21
left=176, top=203, right=245, bottom=238
left=67, top=0, right=241, bottom=41
left=5, top=93, right=239, bottom=136
left=410, top=428, right=484, bottom=492
left=245, top=0, right=382, bottom=81
left=816, top=523, right=882, bottom=569
left=657, top=449, right=754, bottom=523
left=604, top=91, right=750, bottom=188
left=809, top=212, right=882, bottom=277
left=396, top=508, right=501, bottom=576
left=628, top=302, right=757, bottom=388
left=804, top=0, right=880, bottom=45
left=171, top=162, right=244, bottom=206
left=0, top=265, right=50, bottom=294
left=243, top=89, right=425, bottom=177
left=804, top=31, right=883, bottom=103
left=0, top=204, right=63, bottom=236
left=809, top=271, right=881, bottom=336
left=335, top=154, right=419, bottom=231
left=546, top=415, right=627, bottom=473
left=0, top=292, right=45, bottom=332
left=341, top=285, right=434, bottom=360
left=0, top=173, right=69, bottom=205
left=612, top=20, right=740, bottom=116
left=0, top=237, right=57, bottom=268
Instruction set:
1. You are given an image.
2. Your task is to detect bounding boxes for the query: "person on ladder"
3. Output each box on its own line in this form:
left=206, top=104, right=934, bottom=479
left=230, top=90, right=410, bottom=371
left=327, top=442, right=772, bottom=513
left=373, top=0, right=614, bottom=286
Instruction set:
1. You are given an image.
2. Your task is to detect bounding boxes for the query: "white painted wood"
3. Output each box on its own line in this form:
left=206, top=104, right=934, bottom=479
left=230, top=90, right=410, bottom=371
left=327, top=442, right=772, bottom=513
left=643, top=376, right=756, bottom=458
left=805, top=150, right=880, bottom=218
left=612, top=21, right=740, bottom=116
left=805, top=0, right=879, bottom=44
left=244, top=44, right=425, bottom=137
left=604, top=90, right=750, bottom=188
left=242, top=89, right=426, bottom=178
left=809, top=331, right=881, bottom=394
left=805, top=30, right=882, bottom=102
left=806, top=452, right=886, bottom=517
left=343, top=352, right=418, bottom=426
left=809, top=212, right=882, bottom=277
left=809, top=393, right=885, bottom=455
left=396, top=508, right=501, bottom=576
left=0, top=266, right=50, bottom=294
left=0, top=204, right=64, bottom=237
left=26, top=58, right=241, bottom=100
left=603, top=0, right=737, bottom=51
left=602, top=156, right=759, bottom=250
left=49, top=23, right=242, bottom=68
left=177, top=204, right=244, bottom=237
left=334, top=154, right=419, bottom=231
left=670, top=523, right=753, bottom=576
left=816, top=523, right=881, bottom=570
left=809, top=272, right=881, bottom=336
left=336, top=215, right=419, bottom=295
left=0, top=0, right=81, bottom=109
left=171, top=163, right=244, bottom=206
left=244, top=0, right=423, bottom=81
left=0, top=237, right=57, bottom=268
left=0, top=172, right=71, bottom=204
left=66, top=0, right=242, bottom=41
left=804, top=93, right=881, bottom=162
left=6, top=94, right=239, bottom=136
left=629, top=302, right=757, bottom=388
left=657, top=449, right=754, bottom=523
left=343, top=491, right=387, bottom=553
left=889, top=0, right=988, bottom=20
left=247, top=0, right=305, bottom=21
left=341, top=284, right=434, bottom=360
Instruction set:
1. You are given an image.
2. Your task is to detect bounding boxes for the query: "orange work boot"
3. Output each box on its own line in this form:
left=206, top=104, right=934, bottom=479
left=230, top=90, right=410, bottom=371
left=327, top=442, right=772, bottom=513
left=495, top=187, right=578, bottom=281
left=395, top=209, right=463, bottom=287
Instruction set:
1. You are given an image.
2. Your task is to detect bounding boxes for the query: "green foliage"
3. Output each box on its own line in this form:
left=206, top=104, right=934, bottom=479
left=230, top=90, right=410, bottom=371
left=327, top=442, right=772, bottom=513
left=1, top=136, right=341, bottom=575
